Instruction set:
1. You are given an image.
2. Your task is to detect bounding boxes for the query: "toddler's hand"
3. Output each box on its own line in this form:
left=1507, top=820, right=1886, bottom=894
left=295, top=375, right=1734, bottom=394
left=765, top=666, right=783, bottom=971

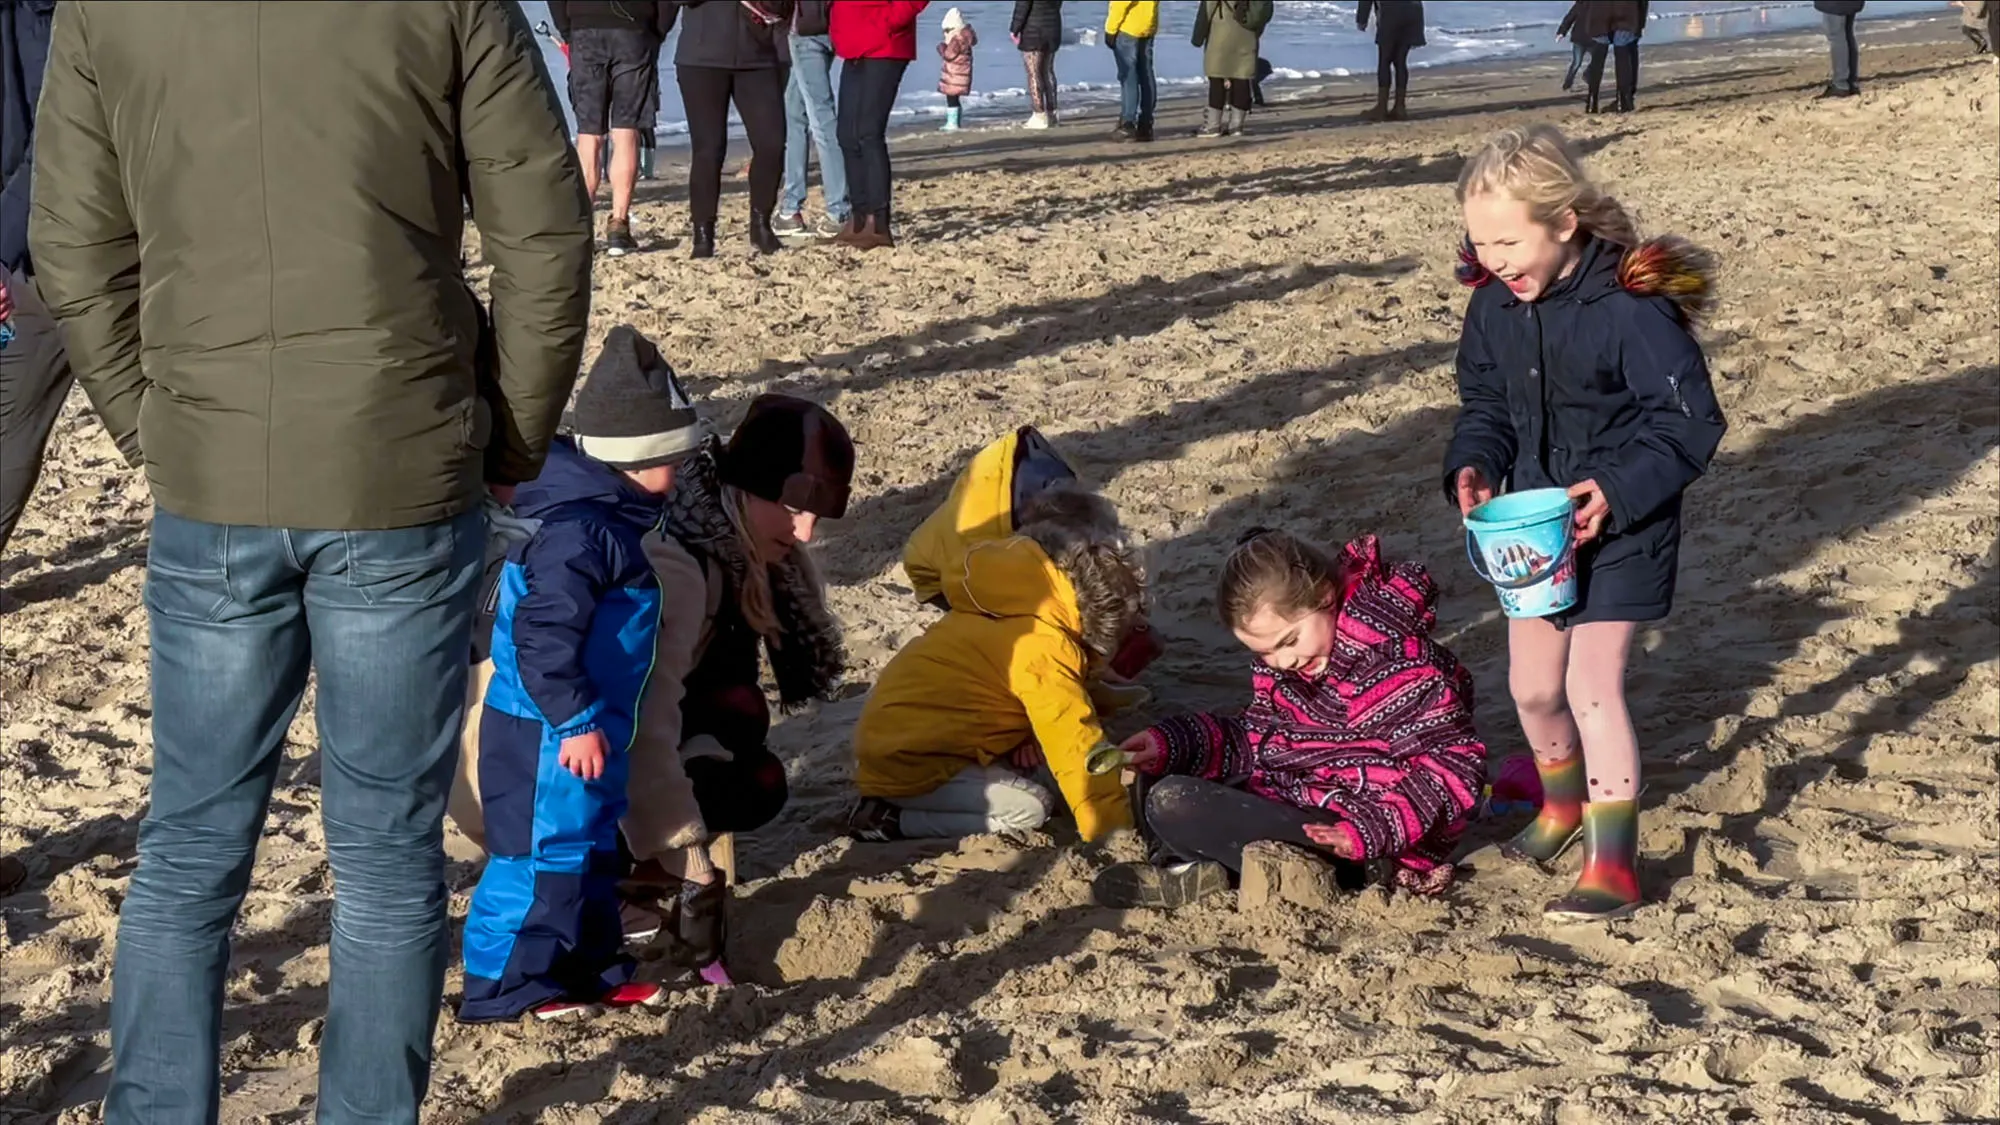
left=1454, top=466, right=1494, bottom=516
left=1010, top=738, right=1045, bottom=772
left=1566, top=478, right=1611, bottom=544
left=559, top=730, right=610, bottom=780
left=1119, top=729, right=1165, bottom=772
left=1302, top=821, right=1359, bottom=860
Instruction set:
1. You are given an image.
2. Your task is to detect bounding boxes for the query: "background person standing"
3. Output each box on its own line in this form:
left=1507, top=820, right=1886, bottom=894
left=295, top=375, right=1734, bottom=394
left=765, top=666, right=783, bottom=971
left=831, top=0, right=930, bottom=249
left=1012, top=0, right=1064, bottom=129
left=673, top=0, right=794, bottom=259
left=1, top=0, right=84, bottom=559
left=1105, top=1, right=1159, bottom=142
left=551, top=1, right=675, bottom=254
left=777, top=1, right=850, bottom=241
left=1814, top=0, right=1865, bottom=97
left=30, top=3, right=593, bottom=1120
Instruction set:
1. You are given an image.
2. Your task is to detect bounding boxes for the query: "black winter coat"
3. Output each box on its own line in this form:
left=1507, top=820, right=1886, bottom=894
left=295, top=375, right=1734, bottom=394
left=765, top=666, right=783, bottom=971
left=1358, top=1, right=1426, bottom=52
left=1445, top=235, right=1726, bottom=623
left=549, top=1, right=678, bottom=40
left=1011, top=0, right=1064, bottom=52
left=793, top=0, right=833, bottom=36
left=1576, top=1, right=1647, bottom=41
left=1814, top=2, right=1865, bottom=16
left=674, top=0, right=791, bottom=69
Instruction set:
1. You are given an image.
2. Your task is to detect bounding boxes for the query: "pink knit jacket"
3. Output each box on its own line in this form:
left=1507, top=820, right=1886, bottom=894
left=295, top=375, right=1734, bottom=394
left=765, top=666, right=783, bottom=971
left=1143, top=537, right=1488, bottom=882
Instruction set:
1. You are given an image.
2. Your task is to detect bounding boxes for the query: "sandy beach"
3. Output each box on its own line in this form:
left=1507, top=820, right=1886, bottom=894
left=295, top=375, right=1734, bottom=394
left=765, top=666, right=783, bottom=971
left=3, top=16, right=1996, bottom=1125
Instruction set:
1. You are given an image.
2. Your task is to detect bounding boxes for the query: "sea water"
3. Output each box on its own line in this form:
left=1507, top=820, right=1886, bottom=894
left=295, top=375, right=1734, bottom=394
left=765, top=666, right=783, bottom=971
left=517, top=0, right=1949, bottom=140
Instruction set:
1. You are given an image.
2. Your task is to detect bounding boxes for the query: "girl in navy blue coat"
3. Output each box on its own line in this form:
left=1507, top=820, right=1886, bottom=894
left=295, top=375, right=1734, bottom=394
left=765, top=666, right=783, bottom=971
left=1445, top=125, right=1726, bottom=922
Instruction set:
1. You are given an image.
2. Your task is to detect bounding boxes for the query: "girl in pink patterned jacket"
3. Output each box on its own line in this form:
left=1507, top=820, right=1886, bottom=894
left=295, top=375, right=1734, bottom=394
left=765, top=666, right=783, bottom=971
left=1093, top=529, right=1489, bottom=910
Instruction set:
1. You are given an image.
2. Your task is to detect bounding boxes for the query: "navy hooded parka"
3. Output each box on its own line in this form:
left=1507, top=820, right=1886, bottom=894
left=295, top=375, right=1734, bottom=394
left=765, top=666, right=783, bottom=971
left=1445, top=235, right=1727, bottom=624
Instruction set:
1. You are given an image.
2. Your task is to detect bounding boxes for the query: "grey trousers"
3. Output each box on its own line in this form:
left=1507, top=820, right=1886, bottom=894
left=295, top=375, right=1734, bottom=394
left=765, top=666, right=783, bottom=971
left=0, top=270, right=79, bottom=556
left=1823, top=12, right=1859, bottom=92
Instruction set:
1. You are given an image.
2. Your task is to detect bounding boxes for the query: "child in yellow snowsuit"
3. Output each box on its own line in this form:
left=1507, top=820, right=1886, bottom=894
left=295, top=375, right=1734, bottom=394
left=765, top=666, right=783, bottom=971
left=848, top=428, right=1143, bottom=842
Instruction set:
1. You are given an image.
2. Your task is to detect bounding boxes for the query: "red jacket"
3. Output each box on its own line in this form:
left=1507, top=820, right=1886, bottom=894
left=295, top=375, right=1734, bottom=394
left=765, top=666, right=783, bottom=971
left=830, top=0, right=930, bottom=60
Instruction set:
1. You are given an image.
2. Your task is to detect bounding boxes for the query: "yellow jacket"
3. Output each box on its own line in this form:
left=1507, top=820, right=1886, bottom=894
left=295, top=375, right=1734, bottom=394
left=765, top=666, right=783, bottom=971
left=855, top=535, right=1132, bottom=842
left=1106, top=0, right=1160, bottom=38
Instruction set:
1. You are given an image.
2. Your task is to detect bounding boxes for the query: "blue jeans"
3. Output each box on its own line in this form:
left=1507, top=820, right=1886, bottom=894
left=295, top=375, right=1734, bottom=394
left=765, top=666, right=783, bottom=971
left=783, top=33, right=849, bottom=220
left=106, top=508, right=483, bottom=1124
left=1110, top=34, right=1157, bottom=128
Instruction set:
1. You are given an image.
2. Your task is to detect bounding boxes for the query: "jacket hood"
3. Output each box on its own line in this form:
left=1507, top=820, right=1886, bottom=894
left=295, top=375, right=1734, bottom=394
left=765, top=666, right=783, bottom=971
left=515, top=437, right=665, bottom=530
left=903, top=427, right=1084, bottom=604
left=1457, top=233, right=1717, bottom=325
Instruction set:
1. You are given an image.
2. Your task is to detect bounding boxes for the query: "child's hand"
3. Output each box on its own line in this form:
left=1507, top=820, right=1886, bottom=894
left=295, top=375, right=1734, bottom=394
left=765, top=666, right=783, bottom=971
left=1118, top=730, right=1165, bottom=772
left=559, top=730, right=610, bottom=781
left=1303, top=821, right=1359, bottom=860
left=1454, top=466, right=1495, bottom=516
left=1010, top=738, right=1045, bottom=772
left=1566, top=479, right=1611, bottom=544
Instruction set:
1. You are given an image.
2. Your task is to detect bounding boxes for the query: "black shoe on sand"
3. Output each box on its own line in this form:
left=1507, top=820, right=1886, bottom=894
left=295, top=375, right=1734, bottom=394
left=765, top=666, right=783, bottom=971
left=847, top=797, right=904, bottom=842
left=1092, top=860, right=1230, bottom=909
left=621, top=899, right=664, bottom=945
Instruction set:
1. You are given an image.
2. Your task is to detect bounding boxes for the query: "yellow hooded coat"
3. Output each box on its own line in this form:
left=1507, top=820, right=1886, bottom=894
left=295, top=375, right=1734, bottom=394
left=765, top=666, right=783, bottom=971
left=859, top=434, right=1130, bottom=841
left=854, top=535, right=1132, bottom=841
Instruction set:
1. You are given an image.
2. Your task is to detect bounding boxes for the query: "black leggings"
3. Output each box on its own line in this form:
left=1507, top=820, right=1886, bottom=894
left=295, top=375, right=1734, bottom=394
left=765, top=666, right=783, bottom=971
left=1138, top=775, right=1369, bottom=888
left=1376, top=43, right=1412, bottom=94
left=1206, top=76, right=1253, bottom=112
left=686, top=746, right=788, bottom=833
left=677, top=65, right=787, bottom=225
left=1584, top=41, right=1639, bottom=105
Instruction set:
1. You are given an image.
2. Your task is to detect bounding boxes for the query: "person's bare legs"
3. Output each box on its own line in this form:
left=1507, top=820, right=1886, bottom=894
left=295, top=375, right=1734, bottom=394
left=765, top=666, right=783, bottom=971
left=1502, top=616, right=1586, bottom=864
left=1547, top=620, right=1643, bottom=919
left=1566, top=622, right=1640, bottom=802
left=576, top=133, right=605, bottom=203
left=608, top=126, right=641, bottom=224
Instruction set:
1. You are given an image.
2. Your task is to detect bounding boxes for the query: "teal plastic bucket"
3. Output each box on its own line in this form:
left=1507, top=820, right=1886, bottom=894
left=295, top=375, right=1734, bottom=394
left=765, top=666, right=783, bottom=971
left=1464, top=488, right=1578, bottom=619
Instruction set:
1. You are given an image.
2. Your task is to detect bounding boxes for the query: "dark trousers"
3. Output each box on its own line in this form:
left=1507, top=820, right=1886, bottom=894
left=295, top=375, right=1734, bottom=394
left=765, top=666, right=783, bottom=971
left=677, top=65, right=788, bottom=225
left=836, top=57, right=909, bottom=224
left=1138, top=775, right=1367, bottom=889
left=1584, top=35, right=1639, bottom=107
left=1206, top=76, right=1252, bottom=112
left=1376, top=42, right=1412, bottom=95
left=0, top=270, right=78, bottom=556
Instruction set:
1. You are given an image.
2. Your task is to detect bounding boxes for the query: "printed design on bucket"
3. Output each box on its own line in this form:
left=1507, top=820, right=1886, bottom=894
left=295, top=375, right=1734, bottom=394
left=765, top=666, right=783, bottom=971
left=1465, top=488, right=1578, bottom=619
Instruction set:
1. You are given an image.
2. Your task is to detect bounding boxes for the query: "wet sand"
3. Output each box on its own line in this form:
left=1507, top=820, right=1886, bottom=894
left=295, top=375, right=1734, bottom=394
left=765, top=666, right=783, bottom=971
left=3, top=17, right=1995, bottom=1125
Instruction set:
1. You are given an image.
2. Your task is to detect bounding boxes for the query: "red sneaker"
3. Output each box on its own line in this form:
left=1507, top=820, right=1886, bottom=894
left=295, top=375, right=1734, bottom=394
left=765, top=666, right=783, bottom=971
left=602, top=981, right=668, bottom=1010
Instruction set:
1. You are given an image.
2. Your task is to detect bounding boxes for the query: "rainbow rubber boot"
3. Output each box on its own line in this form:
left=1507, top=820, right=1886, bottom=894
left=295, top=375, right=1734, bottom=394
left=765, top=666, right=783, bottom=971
left=1543, top=800, right=1642, bottom=922
left=1499, top=755, right=1585, bottom=868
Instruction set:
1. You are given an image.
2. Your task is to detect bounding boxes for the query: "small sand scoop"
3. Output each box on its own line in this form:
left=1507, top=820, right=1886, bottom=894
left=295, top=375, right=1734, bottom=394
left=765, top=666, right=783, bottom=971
left=1085, top=741, right=1131, bottom=776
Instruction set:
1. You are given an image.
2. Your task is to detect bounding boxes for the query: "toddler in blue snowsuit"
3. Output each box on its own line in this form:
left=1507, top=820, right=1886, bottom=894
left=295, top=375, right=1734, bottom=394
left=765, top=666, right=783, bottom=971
left=459, top=327, right=712, bottom=1023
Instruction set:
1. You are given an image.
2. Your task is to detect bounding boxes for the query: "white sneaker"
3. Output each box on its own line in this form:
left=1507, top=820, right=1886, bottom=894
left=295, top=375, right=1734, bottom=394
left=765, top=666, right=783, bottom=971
left=1024, top=112, right=1050, bottom=130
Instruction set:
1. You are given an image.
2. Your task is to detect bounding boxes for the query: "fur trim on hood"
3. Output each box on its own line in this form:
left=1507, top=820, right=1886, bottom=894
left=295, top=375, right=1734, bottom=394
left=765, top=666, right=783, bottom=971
left=1019, top=513, right=1145, bottom=661
left=1457, top=234, right=1718, bottom=325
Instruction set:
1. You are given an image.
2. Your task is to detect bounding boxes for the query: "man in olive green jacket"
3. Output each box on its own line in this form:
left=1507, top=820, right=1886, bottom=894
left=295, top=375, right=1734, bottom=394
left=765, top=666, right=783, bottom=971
left=29, top=3, right=592, bottom=1122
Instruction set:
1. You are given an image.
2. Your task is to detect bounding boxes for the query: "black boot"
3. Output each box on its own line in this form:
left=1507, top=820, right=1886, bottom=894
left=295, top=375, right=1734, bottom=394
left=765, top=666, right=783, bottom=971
left=1585, top=88, right=1601, bottom=115
left=690, top=221, right=716, bottom=260
left=748, top=209, right=781, bottom=255
left=1365, top=88, right=1389, bottom=120
left=1388, top=89, right=1408, bottom=120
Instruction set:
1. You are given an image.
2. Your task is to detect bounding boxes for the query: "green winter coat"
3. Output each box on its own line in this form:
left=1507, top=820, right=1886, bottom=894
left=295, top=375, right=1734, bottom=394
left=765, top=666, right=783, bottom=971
left=1194, top=0, right=1272, bottom=81
left=30, top=1, right=593, bottom=531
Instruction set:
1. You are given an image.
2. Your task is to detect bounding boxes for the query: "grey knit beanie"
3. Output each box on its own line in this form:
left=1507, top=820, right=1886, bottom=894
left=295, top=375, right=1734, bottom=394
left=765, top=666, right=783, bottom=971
left=572, top=326, right=712, bottom=470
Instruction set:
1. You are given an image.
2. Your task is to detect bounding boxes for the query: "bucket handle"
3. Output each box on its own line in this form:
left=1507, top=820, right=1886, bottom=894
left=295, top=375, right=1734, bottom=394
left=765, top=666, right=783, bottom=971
left=1466, top=525, right=1572, bottom=591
